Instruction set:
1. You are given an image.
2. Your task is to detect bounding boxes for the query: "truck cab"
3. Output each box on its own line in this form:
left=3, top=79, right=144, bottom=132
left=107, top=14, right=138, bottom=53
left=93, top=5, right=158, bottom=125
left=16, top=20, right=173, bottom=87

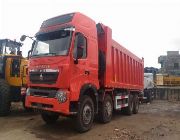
left=26, top=12, right=99, bottom=117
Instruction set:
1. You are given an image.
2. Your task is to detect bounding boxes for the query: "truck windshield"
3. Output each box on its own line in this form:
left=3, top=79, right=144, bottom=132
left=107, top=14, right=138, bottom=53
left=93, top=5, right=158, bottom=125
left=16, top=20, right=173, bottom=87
left=32, top=29, right=72, bottom=57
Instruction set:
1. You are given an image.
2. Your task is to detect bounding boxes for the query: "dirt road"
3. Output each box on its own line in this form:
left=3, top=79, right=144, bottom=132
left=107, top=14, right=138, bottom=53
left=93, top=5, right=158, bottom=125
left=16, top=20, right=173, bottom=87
left=0, top=100, right=180, bottom=140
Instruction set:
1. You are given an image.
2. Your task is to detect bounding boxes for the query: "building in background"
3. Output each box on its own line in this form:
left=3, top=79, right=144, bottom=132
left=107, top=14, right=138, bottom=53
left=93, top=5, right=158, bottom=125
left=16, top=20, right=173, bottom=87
left=158, top=51, right=180, bottom=76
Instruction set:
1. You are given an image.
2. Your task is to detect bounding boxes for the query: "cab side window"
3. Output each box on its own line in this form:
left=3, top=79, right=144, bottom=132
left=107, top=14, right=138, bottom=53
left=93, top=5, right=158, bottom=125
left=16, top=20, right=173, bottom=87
left=73, top=33, right=87, bottom=59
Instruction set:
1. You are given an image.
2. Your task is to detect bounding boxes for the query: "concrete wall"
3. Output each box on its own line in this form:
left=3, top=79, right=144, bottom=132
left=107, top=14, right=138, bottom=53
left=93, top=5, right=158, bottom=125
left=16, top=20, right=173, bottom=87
left=154, top=87, right=180, bottom=101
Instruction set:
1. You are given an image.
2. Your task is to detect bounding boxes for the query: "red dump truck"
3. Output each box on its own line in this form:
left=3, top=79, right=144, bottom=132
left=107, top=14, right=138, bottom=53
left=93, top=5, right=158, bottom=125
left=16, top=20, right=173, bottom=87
left=23, top=12, right=144, bottom=132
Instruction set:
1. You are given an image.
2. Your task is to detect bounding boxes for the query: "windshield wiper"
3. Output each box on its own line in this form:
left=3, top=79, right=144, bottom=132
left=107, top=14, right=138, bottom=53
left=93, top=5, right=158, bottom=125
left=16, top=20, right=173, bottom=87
left=42, top=53, right=57, bottom=56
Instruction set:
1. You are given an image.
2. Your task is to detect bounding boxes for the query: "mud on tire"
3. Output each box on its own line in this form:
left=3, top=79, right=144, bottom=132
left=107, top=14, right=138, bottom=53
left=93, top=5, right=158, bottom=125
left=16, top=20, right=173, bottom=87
left=75, top=95, right=94, bottom=133
left=122, top=94, right=133, bottom=115
left=133, top=94, right=139, bottom=114
left=0, top=79, right=11, bottom=116
left=98, top=94, right=113, bottom=123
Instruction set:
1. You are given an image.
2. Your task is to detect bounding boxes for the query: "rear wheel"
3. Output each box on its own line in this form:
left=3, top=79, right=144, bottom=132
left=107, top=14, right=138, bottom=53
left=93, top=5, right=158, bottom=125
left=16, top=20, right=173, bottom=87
left=122, top=94, right=133, bottom=115
left=41, top=112, right=59, bottom=124
left=75, top=95, right=94, bottom=133
left=147, top=91, right=152, bottom=103
left=98, top=94, right=113, bottom=123
left=133, top=94, right=139, bottom=114
left=0, top=79, right=11, bottom=116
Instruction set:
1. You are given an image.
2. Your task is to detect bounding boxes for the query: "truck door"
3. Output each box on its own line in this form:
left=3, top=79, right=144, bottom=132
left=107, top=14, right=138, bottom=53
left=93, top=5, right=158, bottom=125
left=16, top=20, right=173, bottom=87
left=72, top=32, right=89, bottom=85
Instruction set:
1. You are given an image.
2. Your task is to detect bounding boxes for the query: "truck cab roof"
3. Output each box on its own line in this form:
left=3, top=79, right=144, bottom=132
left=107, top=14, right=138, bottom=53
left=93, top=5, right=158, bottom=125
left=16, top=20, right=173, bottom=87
left=0, top=39, right=22, bottom=48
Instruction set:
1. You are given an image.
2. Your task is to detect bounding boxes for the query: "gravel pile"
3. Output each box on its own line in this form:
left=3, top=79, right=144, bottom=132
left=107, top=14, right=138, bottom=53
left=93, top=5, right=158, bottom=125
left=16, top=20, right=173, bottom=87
left=105, top=128, right=143, bottom=140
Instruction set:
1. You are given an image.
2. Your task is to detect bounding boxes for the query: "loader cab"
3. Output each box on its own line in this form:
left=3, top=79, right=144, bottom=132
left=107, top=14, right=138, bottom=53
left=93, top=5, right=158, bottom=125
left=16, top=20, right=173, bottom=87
left=0, top=39, right=24, bottom=86
left=0, top=39, right=21, bottom=55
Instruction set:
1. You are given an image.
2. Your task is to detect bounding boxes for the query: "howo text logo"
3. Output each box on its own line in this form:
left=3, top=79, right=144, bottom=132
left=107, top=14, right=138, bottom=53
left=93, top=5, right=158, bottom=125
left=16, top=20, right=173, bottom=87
left=35, top=65, right=50, bottom=69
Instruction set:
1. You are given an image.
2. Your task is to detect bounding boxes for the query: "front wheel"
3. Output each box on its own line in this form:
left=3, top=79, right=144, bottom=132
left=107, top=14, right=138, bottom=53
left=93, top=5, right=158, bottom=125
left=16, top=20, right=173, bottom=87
left=75, top=95, right=94, bottom=133
left=41, top=112, right=59, bottom=124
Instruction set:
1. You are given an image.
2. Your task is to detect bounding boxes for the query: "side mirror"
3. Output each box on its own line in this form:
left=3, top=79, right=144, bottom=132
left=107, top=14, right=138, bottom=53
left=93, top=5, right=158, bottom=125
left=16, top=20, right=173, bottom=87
left=27, top=50, right=32, bottom=59
left=31, top=41, right=36, bottom=51
left=20, top=35, right=27, bottom=42
left=27, top=41, right=36, bottom=59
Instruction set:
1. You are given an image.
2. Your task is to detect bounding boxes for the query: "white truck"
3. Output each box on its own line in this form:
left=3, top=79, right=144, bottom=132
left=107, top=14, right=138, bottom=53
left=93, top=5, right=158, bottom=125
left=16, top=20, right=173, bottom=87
left=143, top=73, right=155, bottom=103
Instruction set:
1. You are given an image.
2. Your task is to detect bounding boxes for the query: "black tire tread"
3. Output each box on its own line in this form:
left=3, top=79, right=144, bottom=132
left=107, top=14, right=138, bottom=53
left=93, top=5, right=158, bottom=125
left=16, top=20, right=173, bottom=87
left=132, top=94, right=139, bottom=114
left=122, top=94, right=133, bottom=116
left=0, top=79, right=11, bottom=116
left=98, top=94, right=113, bottom=123
left=76, top=95, right=94, bottom=133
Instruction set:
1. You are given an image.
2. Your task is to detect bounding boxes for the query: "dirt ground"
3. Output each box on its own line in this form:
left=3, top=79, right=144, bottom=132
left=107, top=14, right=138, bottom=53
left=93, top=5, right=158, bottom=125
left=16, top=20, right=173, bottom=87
left=0, top=100, right=180, bottom=140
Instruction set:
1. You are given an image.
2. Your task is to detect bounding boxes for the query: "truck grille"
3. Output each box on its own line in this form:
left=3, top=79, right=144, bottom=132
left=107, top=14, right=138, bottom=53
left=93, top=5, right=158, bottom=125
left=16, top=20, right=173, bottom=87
left=29, top=72, right=58, bottom=84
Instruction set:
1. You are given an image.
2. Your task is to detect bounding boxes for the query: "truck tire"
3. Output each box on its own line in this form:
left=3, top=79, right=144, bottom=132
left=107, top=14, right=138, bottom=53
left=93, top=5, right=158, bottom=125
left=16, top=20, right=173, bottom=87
left=147, top=91, right=152, bottom=103
left=122, top=94, right=133, bottom=115
left=76, top=95, right=94, bottom=133
left=41, top=112, right=59, bottom=124
left=132, top=94, right=139, bottom=114
left=0, top=79, right=11, bottom=116
left=98, top=94, right=113, bottom=123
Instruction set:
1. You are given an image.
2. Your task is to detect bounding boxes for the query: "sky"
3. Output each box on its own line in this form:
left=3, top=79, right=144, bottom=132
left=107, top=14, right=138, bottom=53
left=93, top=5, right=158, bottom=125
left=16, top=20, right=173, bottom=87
left=1, top=0, right=180, bottom=68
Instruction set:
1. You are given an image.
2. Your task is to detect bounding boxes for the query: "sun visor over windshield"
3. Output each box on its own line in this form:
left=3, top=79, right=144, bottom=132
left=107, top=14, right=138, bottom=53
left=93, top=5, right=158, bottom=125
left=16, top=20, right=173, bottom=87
left=41, top=13, right=74, bottom=28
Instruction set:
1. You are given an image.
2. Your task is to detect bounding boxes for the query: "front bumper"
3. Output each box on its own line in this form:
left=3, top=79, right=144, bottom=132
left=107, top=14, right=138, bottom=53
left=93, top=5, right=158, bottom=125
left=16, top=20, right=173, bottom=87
left=25, top=90, right=70, bottom=115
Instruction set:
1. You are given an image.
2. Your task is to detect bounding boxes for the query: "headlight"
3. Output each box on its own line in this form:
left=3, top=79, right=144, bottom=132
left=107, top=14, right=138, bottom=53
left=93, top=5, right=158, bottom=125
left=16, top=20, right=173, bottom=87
left=56, top=90, right=67, bottom=103
left=26, top=88, right=30, bottom=96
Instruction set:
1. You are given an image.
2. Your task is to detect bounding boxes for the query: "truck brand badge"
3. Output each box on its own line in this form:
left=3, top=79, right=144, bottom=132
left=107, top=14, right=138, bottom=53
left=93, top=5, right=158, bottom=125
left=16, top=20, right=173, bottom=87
left=40, top=73, right=43, bottom=81
left=35, top=65, right=50, bottom=69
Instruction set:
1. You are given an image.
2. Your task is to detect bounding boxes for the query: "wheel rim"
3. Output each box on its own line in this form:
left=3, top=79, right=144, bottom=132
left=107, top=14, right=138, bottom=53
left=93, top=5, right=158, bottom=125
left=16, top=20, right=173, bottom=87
left=105, top=101, right=112, bottom=117
left=83, top=104, right=92, bottom=125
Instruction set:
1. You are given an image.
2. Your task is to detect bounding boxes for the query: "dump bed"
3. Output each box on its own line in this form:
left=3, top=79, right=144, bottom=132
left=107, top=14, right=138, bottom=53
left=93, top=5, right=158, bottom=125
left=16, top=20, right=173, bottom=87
left=97, top=24, right=144, bottom=90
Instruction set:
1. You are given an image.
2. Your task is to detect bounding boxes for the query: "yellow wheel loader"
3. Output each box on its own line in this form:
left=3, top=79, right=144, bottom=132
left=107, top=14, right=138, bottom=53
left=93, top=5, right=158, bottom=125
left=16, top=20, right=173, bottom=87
left=0, top=39, right=28, bottom=116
